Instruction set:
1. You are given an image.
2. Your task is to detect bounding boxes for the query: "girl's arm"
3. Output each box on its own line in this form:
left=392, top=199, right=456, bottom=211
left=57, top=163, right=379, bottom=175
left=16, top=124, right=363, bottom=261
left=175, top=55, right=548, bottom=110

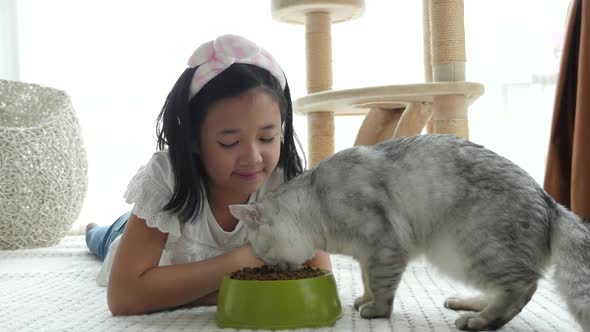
left=107, top=213, right=264, bottom=316
left=188, top=290, right=218, bottom=306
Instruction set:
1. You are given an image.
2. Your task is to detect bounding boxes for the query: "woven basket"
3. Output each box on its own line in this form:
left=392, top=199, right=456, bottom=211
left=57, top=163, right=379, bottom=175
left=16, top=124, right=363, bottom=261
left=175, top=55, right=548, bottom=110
left=0, top=80, right=88, bottom=249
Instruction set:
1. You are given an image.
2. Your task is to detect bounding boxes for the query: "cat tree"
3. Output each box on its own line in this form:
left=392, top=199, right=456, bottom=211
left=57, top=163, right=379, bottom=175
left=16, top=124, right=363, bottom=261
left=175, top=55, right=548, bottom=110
left=271, top=0, right=484, bottom=166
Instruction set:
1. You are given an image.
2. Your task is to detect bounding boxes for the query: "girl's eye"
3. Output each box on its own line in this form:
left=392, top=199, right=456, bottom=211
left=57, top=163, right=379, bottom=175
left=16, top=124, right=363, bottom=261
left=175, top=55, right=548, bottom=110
left=218, top=142, right=238, bottom=148
left=218, top=136, right=275, bottom=148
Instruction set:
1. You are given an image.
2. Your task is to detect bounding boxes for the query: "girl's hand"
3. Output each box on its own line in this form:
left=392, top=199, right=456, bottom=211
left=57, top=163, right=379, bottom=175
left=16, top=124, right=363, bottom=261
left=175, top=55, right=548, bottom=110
left=185, top=245, right=269, bottom=307
left=305, top=251, right=332, bottom=271
left=230, top=244, right=332, bottom=271
left=231, top=244, right=266, bottom=268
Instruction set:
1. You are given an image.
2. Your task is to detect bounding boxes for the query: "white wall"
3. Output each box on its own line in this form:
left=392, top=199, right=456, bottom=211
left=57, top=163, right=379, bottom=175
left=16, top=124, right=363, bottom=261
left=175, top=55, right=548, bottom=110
left=0, top=0, right=20, bottom=80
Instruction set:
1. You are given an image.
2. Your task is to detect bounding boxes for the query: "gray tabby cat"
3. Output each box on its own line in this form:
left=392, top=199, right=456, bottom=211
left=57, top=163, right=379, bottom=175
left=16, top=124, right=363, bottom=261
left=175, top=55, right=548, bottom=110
left=229, top=134, right=590, bottom=331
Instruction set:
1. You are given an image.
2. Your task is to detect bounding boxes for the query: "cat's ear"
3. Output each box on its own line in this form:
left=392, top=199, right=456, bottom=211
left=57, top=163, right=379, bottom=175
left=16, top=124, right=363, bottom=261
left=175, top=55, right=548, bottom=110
left=229, top=204, right=261, bottom=225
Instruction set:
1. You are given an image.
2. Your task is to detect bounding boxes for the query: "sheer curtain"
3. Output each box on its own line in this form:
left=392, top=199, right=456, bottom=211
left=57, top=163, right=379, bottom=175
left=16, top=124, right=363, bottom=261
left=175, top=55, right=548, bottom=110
left=3, top=0, right=569, bottom=229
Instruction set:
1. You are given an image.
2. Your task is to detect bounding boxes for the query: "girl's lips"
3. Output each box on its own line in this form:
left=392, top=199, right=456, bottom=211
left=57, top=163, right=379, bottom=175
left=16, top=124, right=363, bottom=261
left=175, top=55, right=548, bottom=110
left=234, top=170, right=262, bottom=180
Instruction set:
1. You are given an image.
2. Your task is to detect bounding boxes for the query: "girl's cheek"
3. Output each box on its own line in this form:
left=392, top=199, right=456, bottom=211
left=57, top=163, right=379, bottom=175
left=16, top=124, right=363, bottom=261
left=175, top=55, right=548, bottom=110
left=260, top=150, right=278, bottom=165
left=270, top=145, right=282, bottom=158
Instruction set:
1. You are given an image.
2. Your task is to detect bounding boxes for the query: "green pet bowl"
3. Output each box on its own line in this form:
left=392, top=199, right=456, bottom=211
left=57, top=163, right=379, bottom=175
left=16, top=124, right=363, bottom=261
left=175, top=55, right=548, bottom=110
left=216, top=270, right=342, bottom=330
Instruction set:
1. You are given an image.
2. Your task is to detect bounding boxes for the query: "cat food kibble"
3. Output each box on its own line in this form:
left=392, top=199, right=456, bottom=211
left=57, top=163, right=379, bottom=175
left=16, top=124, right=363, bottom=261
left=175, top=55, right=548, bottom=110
left=230, top=265, right=325, bottom=280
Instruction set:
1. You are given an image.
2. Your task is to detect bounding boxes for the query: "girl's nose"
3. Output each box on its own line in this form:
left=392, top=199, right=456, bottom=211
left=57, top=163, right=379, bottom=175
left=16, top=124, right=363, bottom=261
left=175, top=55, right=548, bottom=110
left=239, top=142, right=263, bottom=166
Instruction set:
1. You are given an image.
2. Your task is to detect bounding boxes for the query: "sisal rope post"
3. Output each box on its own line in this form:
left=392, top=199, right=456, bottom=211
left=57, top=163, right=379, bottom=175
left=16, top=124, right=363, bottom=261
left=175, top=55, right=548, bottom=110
left=423, top=0, right=435, bottom=134
left=432, top=95, right=469, bottom=139
left=305, top=12, right=334, bottom=167
left=308, top=112, right=336, bottom=164
left=429, top=0, right=469, bottom=139
left=430, top=0, right=466, bottom=81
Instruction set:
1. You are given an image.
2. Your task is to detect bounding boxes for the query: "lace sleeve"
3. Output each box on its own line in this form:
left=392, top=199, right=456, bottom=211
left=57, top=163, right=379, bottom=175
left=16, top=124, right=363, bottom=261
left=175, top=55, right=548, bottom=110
left=123, top=153, right=181, bottom=243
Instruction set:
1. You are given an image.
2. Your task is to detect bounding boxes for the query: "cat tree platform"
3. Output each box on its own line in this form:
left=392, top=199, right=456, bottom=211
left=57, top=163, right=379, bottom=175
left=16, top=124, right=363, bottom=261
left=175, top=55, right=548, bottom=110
left=294, top=82, right=484, bottom=145
left=294, top=82, right=484, bottom=115
left=271, top=0, right=480, bottom=166
left=271, top=0, right=365, bottom=24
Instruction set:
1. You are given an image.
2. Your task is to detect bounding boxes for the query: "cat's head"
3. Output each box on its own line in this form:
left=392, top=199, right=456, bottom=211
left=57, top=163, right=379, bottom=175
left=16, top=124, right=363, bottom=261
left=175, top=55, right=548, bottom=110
left=229, top=201, right=315, bottom=272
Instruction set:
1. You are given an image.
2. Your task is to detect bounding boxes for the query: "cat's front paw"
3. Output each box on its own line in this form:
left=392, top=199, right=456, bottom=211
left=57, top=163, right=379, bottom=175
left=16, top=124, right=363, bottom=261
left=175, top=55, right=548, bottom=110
left=354, top=296, right=371, bottom=310
left=359, top=302, right=391, bottom=319
left=455, top=312, right=491, bottom=331
left=444, top=295, right=488, bottom=312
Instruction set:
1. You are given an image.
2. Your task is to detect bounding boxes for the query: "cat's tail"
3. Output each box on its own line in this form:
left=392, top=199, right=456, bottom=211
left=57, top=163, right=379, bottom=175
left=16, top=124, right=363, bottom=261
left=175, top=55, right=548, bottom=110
left=552, top=206, right=590, bottom=331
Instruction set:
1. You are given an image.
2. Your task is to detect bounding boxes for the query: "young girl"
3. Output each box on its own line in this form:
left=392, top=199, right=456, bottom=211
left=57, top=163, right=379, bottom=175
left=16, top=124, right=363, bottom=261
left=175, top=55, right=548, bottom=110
left=85, top=34, right=331, bottom=315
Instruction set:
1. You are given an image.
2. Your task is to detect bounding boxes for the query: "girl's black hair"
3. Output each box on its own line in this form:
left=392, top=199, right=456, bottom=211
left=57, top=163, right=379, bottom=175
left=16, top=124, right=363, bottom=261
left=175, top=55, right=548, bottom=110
left=155, top=63, right=305, bottom=223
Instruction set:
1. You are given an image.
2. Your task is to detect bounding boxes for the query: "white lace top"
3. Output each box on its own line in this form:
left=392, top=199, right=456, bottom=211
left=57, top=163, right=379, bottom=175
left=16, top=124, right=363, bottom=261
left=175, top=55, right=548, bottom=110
left=96, top=151, right=284, bottom=286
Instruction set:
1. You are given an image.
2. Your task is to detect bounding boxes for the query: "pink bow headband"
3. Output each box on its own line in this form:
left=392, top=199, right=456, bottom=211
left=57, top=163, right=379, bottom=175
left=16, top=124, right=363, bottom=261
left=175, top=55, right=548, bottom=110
left=187, top=34, right=287, bottom=100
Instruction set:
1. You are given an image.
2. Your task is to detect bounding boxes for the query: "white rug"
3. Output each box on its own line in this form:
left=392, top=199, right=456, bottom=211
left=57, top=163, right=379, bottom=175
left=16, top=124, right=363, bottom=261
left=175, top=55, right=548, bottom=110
left=0, top=236, right=581, bottom=331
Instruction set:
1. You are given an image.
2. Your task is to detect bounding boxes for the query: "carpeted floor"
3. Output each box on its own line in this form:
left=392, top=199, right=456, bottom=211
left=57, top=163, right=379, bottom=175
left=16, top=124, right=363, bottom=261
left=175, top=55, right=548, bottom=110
left=0, top=236, right=581, bottom=331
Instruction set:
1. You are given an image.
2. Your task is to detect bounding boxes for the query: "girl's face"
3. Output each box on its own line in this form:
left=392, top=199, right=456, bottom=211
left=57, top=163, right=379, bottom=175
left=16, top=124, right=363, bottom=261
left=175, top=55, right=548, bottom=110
left=200, top=88, right=282, bottom=202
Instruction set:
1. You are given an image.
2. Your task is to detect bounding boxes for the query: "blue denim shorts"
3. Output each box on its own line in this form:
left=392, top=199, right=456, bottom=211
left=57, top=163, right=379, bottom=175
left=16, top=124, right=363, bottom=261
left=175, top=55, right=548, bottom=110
left=85, top=211, right=131, bottom=261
